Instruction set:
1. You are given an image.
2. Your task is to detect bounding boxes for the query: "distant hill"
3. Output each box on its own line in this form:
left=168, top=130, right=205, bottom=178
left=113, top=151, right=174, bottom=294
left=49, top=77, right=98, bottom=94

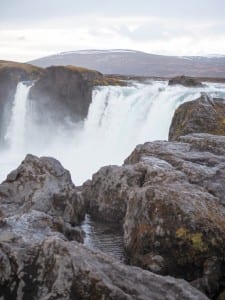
left=28, top=49, right=225, bottom=78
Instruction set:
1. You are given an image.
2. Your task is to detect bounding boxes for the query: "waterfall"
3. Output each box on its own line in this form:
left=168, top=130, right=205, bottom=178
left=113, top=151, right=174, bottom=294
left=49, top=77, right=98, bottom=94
left=1, top=80, right=225, bottom=184
left=63, top=81, right=225, bottom=184
left=4, top=82, right=32, bottom=153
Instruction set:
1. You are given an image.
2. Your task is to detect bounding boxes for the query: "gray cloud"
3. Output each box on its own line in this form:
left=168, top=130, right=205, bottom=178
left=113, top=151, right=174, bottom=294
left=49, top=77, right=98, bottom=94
left=116, top=21, right=190, bottom=42
left=1, top=0, right=225, bottom=61
left=1, top=0, right=225, bottom=23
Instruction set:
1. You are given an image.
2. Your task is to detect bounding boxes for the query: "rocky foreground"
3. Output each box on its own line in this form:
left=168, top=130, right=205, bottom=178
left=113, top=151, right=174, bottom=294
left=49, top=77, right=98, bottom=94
left=83, top=133, right=225, bottom=298
left=0, top=155, right=207, bottom=300
left=0, top=91, right=225, bottom=299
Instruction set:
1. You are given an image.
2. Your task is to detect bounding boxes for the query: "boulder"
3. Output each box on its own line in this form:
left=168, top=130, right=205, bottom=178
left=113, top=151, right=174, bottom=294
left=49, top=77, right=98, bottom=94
left=168, top=75, right=204, bottom=87
left=82, top=134, right=225, bottom=298
left=169, top=94, right=225, bottom=141
left=0, top=154, right=85, bottom=225
left=0, top=154, right=85, bottom=249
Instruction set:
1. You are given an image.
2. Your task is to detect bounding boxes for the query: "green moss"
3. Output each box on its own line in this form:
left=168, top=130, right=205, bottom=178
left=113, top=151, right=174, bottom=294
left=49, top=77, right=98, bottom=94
left=93, top=77, right=126, bottom=86
left=176, top=227, right=207, bottom=253
left=191, top=233, right=205, bottom=251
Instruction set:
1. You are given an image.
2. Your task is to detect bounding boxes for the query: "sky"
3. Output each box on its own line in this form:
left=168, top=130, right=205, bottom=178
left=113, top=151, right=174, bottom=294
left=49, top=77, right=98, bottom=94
left=1, top=0, right=225, bottom=62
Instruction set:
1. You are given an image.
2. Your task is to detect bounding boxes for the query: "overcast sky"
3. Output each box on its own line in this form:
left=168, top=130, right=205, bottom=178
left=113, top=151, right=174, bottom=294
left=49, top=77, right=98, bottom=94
left=1, top=0, right=225, bottom=62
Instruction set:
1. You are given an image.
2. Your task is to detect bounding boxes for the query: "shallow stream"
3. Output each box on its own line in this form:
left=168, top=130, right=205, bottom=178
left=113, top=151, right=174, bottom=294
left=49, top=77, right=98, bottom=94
left=81, top=214, right=127, bottom=262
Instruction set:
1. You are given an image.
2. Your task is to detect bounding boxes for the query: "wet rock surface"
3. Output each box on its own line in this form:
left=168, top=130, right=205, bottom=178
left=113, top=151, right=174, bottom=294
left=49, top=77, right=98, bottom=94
left=0, top=155, right=207, bottom=299
left=82, top=133, right=225, bottom=299
left=169, top=94, right=225, bottom=141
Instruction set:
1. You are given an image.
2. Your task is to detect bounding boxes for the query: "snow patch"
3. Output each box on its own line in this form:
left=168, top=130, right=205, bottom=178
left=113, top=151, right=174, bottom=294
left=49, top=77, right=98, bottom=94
left=58, top=49, right=138, bottom=56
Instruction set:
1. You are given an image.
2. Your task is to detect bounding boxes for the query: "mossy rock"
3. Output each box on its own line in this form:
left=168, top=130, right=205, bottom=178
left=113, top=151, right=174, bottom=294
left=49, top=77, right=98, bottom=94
left=169, top=94, right=225, bottom=141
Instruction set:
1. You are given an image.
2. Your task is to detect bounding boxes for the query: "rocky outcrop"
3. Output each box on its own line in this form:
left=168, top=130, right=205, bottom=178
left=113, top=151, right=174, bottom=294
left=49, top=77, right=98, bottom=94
left=169, top=94, right=225, bottom=141
left=0, top=61, right=42, bottom=144
left=82, top=133, right=225, bottom=298
left=168, top=75, right=204, bottom=87
left=0, top=154, right=85, bottom=224
left=29, top=65, right=102, bottom=125
left=0, top=154, right=86, bottom=246
left=0, top=155, right=207, bottom=300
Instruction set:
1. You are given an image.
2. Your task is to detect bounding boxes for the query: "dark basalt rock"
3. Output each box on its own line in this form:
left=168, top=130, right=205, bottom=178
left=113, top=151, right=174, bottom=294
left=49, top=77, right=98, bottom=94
left=82, top=133, right=225, bottom=299
left=169, top=94, right=225, bottom=141
left=168, top=75, right=204, bottom=87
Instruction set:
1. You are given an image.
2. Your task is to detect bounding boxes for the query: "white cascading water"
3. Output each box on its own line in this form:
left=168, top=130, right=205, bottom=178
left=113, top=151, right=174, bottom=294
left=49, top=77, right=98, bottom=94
left=0, top=82, right=33, bottom=179
left=4, top=82, right=32, bottom=152
left=1, top=80, right=225, bottom=185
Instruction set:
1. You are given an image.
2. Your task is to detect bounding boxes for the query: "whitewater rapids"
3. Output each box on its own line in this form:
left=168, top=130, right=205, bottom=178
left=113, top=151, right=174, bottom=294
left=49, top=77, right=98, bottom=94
left=1, top=80, right=225, bottom=185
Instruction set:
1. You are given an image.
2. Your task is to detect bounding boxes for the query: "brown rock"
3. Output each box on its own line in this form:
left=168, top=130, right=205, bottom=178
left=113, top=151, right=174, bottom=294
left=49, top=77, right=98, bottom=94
left=83, top=164, right=146, bottom=222
left=29, top=65, right=102, bottom=125
left=218, top=290, right=225, bottom=300
left=169, top=94, right=225, bottom=141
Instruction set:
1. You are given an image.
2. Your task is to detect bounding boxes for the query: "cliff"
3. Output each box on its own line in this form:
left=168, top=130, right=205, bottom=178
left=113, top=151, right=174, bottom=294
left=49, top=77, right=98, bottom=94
left=29, top=65, right=102, bottom=124
left=0, top=61, right=124, bottom=145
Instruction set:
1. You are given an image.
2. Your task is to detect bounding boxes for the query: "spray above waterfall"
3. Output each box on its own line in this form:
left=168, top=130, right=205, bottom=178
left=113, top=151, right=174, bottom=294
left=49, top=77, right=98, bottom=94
left=1, top=80, right=225, bottom=184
